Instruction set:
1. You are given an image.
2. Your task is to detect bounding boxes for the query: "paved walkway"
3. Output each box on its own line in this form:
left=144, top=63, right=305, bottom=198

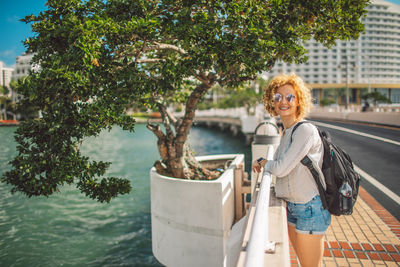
left=290, top=187, right=400, bottom=266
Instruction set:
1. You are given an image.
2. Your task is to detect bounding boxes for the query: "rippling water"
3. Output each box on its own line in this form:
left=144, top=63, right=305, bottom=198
left=0, top=124, right=251, bottom=267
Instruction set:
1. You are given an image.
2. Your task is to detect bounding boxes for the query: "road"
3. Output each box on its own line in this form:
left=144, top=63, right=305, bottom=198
left=310, top=119, right=400, bottom=220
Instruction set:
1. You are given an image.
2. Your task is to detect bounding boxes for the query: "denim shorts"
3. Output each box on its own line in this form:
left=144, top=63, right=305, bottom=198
left=287, top=195, right=331, bottom=235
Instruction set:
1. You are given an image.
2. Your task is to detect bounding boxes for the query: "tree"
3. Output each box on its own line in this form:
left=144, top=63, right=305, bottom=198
left=10, top=79, right=41, bottom=120
left=215, top=84, right=262, bottom=114
left=320, top=98, right=336, bottom=107
left=0, top=85, right=9, bottom=95
left=0, top=96, right=8, bottom=120
left=362, top=91, right=392, bottom=106
left=0, top=85, right=10, bottom=120
left=1, top=0, right=369, bottom=202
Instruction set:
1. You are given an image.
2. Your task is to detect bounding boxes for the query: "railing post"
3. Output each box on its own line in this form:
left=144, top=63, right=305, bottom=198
left=234, top=164, right=251, bottom=222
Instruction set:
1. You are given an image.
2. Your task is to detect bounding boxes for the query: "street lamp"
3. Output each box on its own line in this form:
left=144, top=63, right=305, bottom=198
left=338, top=56, right=355, bottom=110
left=362, top=55, right=371, bottom=93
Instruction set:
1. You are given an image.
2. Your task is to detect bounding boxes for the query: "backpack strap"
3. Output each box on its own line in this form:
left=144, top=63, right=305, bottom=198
left=300, top=156, right=328, bottom=209
left=290, top=121, right=329, bottom=209
left=290, top=121, right=308, bottom=143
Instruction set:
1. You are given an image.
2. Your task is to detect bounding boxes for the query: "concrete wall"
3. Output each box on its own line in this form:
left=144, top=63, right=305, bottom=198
left=309, top=110, right=400, bottom=127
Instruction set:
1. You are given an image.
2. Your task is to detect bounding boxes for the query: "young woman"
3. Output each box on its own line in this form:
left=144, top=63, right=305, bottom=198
left=252, top=73, right=331, bottom=267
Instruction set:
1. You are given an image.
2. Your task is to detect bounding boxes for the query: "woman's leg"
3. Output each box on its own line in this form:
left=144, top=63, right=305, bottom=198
left=288, top=224, right=298, bottom=254
left=295, top=232, right=325, bottom=267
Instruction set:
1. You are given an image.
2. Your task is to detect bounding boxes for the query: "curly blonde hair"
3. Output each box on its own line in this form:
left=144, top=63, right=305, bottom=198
left=262, top=73, right=312, bottom=120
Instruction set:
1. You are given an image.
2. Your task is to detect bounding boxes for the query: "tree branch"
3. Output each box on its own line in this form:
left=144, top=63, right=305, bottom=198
left=165, top=106, right=180, bottom=128
left=114, top=40, right=185, bottom=64
left=193, top=72, right=210, bottom=86
left=156, top=101, right=174, bottom=137
left=175, top=82, right=213, bottom=152
left=136, top=58, right=163, bottom=63
left=114, top=54, right=162, bottom=64
left=146, top=122, right=165, bottom=139
left=143, top=42, right=186, bottom=55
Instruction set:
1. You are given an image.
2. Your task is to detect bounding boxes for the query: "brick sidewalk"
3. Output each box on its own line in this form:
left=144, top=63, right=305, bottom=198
left=290, top=187, right=400, bottom=266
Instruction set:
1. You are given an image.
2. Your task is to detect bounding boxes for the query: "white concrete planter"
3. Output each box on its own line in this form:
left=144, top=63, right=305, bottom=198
left=151, top=154, right=244, bottom=267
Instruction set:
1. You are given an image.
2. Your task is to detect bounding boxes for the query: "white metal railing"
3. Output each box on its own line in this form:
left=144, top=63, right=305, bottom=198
left=244, top=146, right=275, bottom=267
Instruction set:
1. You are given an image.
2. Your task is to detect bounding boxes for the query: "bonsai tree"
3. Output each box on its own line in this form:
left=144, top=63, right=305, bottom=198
left=2, top=0, right=369, bottom=202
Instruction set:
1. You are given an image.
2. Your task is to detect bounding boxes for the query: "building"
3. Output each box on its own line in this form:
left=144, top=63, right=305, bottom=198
left=1, top=53, right=36, bottom=120
left=0, top=61, right=15, bottom=120
left=12, top=53, right=35, bottom=81
left=0, top=61, right=14, bottom=96
left=265, top=0, right=400, bottom=105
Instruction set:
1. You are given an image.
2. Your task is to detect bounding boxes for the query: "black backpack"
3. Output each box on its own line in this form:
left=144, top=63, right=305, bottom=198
left=291, top=121, right=361, bottom=216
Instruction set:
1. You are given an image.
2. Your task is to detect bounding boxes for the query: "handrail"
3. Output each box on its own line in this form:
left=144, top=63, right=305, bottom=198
left=244, top=146, right=275, bottom=267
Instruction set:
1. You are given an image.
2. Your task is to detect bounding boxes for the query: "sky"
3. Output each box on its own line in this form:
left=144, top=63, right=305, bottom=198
left=1, top=0, right=400, bottom=67
left=0, top=0, right=47, bottom=67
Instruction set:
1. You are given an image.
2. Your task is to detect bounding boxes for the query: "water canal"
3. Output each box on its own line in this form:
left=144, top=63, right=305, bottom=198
left=0, top=123, right=251, bottom=267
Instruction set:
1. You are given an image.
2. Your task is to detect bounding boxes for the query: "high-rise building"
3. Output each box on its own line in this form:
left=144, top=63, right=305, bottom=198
left=0, top=61, right=14, bottom=96
left=265, top=0, right=400, bottom=104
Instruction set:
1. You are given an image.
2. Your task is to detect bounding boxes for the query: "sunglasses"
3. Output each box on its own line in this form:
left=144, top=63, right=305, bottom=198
left=273, top=93, right=296, bottom=103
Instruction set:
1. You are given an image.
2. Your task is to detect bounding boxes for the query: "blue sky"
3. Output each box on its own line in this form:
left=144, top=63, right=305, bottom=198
left=1, top=0, right=400, bottom=67
left=0, top=0, right=47, bottom=67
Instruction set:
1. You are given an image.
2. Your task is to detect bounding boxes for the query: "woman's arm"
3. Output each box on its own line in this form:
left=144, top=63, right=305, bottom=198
left=252, top=157, right=268, bottom=173
left=264, top=124, right=315, bottom=177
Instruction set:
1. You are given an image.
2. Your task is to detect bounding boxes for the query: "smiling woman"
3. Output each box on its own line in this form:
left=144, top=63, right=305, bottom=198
left=253, top=73, right=329, bottom=267
left=273, top=85, right=299, bottom=119
left=262, top=73, right=312, bottom=123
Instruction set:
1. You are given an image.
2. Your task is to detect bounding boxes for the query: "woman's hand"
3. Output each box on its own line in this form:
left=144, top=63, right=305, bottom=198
left=252, top=158, right=267, bottom=173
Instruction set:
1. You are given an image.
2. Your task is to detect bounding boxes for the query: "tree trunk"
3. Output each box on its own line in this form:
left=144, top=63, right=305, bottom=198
left=147, top=123, right=219, bottom=180
left=147, top=81, right=220, bottom=180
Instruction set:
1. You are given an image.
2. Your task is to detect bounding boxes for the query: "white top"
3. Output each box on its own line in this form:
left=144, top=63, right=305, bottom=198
left=264, top=121, right=325, bottom=204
